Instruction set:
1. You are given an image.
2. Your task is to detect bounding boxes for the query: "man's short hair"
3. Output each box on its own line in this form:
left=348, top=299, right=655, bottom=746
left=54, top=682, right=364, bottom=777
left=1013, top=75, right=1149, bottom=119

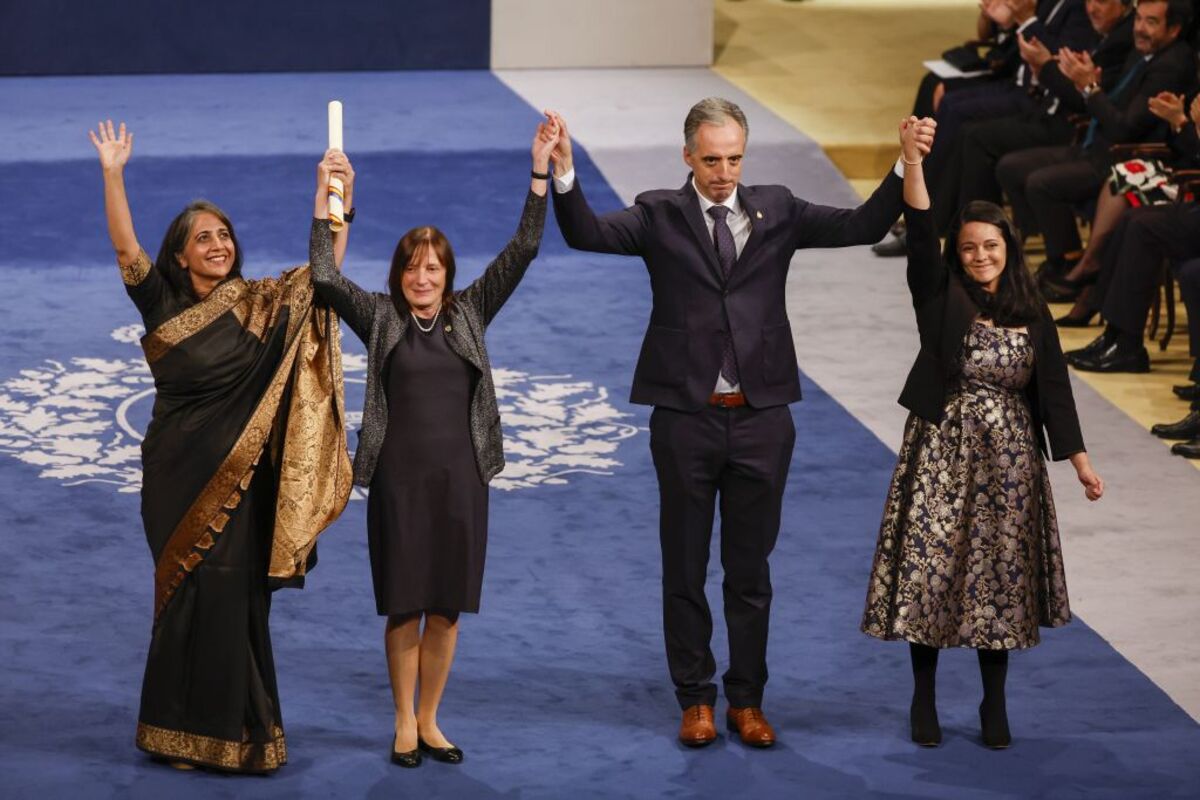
left=1139, top=0, right=1193, bottom=30
left=683, top=98, right=749, bottom=152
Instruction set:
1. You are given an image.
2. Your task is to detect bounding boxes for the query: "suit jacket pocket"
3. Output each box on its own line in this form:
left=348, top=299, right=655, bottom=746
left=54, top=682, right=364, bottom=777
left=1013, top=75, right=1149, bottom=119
left=637, top=325, right=688, bottom=387
left=761, top=322, right=797, bottom=386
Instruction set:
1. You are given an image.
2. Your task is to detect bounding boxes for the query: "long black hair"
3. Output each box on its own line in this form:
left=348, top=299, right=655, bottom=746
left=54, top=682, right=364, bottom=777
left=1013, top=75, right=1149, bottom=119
left=153, top=200, right=244, bottom=301
left=942, top=200, right=1043, bottom=327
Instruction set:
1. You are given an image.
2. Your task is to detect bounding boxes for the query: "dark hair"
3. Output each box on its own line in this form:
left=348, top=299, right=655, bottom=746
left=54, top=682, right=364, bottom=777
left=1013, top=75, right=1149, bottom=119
left=942, top=201, right=1044, bottom=327
left=153, top=200, right=243, bottom=301
left=387, top=226, right=457, bottom=315
left=1139, top=0, right=1193, bottom=30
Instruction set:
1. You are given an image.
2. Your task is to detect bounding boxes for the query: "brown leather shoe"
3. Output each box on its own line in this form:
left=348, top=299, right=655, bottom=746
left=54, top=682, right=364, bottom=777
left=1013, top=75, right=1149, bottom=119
left=726, top=706, right=776, bottom=748
left=678, top=704, right=717, bottom=747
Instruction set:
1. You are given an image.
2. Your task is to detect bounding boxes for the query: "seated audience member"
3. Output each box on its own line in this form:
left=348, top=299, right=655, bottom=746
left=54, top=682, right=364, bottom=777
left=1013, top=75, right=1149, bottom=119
left=879, top=0, right=1097, bottom=255
left=995, top=0, right=1195, bottom=275
left=933, top=0, right=1135, bottom=234
left=1151, top=256, right=1200, bottom=459
left=1049, top=88, right=1200, bottom=306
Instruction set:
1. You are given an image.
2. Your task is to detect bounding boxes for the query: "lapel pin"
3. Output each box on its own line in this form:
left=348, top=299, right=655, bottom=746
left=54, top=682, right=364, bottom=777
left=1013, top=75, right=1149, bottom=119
left=755, top=211, right=763, bottom=219
left=445, top=325, right=452, bottom=333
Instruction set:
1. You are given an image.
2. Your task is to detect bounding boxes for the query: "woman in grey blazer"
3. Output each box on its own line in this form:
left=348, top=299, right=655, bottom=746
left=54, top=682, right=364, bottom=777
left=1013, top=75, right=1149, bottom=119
left=310, top=118, right=560, bottom=767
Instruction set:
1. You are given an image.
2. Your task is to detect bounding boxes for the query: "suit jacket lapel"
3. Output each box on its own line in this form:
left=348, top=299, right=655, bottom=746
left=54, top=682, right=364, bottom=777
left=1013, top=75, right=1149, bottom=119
left=674, top=178, right=724, bottom=287
left=731, top=186, right=765, bottom=286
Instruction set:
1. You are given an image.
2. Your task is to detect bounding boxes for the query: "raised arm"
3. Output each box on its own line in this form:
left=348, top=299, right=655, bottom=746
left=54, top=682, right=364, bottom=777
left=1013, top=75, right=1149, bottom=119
left=89, top=120, right=141, bottom=266
left=545, top=110, right=648, bottom=256
left=793, top=116, right=932, bottom=249
left=457, top=119, right=555, bottom=325
left=312, top=148, right=355, bottom=269
left=896, top=117, right=945, bottom=302
left=311, top=150, right=375, bottom=343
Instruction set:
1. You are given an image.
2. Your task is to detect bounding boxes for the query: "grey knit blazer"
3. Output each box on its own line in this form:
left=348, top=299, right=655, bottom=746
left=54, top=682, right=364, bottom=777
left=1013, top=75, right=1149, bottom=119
left=309, top=190, right=546, bottom=487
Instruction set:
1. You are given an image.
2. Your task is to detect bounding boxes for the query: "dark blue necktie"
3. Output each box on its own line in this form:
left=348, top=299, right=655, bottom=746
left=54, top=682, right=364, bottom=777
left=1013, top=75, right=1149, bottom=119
left=1082, top=59, right=1146, bottom=149
left=707, top=205, right=740, bottom=385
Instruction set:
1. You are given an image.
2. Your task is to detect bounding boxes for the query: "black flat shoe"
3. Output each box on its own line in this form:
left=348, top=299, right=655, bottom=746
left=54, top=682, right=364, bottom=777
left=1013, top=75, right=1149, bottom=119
left=391, top=736, right=422, bottom=768
left=1173, top=383, right=1200, bottom=401
left=1055, top=309, right=1098, bottom=327
left=1042, top=271, right=1097, bottom=302
left=979, top=700, right=1011, bottom=750
left=910, top=697, right=942, bottom=747
left=1151, top=411, right=1200, bottom=440
left=1171, top=438, right=1200, bottom=458
left=418, top=737, right=464, bottom=764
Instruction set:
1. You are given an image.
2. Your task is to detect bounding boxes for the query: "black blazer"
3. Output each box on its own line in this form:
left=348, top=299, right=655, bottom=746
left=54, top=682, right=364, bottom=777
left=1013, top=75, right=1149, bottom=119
left=553, top=172, right=903, bottom=411
left=897, top=205, right=1085, bottom=461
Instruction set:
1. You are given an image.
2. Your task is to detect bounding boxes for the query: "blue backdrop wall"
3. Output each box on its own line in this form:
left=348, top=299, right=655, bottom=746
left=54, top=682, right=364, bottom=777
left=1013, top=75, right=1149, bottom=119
left=0, top=0, right=490, bottom=75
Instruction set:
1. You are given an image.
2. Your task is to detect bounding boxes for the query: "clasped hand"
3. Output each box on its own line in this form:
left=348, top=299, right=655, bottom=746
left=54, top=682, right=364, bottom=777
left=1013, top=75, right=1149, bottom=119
left=900, top=116, right=937, bottom=163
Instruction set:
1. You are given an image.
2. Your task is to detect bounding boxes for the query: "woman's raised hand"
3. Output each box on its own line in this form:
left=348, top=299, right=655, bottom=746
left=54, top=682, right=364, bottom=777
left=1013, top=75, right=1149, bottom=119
left=89, top=120, right=133, bottom=173
left=900, top=116, right=936, bottom=163
left=544, top=110, right=573, bottom=177
left=316, top=148, right=355, bottom=197
left=532, top=115, right=560, bottom=174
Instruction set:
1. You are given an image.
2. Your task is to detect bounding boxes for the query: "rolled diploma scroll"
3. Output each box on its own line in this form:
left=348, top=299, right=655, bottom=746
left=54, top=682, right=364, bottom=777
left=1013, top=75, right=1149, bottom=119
left=328, top=101, right=345, bottom=232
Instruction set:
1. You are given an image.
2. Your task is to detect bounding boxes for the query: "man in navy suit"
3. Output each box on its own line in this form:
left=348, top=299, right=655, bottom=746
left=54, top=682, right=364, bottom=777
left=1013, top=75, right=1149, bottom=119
left=546, top=100, right=934, bottom=747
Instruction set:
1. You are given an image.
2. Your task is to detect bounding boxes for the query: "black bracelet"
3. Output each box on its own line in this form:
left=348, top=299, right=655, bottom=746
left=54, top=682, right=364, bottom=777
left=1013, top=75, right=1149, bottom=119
left=343, top=207, right=355, bottom=223
left=531, top=169, right=551, bottom=180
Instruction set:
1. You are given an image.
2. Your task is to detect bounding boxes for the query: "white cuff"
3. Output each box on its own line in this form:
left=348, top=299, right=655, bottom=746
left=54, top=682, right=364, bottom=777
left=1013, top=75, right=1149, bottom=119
left=1017, top=17, right=1038, bottom=34
left=893, top=157, right=905, bottom=178
left=553, top=168, right=576, bottom=194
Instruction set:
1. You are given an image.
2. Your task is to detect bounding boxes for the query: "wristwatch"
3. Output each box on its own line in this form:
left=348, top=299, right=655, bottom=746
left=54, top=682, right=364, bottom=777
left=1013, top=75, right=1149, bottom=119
left=1081, top=82, right=1100, bottom=100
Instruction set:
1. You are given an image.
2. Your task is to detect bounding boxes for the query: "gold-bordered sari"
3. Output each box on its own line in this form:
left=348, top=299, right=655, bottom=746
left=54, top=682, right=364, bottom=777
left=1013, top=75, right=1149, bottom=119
left=121, top=251, right=351, bottom=772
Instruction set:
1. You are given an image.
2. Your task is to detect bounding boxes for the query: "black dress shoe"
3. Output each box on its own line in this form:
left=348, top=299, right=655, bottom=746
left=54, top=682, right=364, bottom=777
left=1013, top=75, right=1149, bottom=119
left=418, top=737, right=464, bottom=764
left=872, top=231, right=907, bottom=257
left=1173, top=383, right=1200, bottom=401
left=1065, top=333, right=1112, bottom=362
left=1171, top=438, right=1200, bottom=458
left=890, top=219, right=906, bottom=238
left=1152, top=411, right=1200, bottom=440
left=391, top=736, right=422, bottom=768
left=1070, top=341, right=1150, bottom=373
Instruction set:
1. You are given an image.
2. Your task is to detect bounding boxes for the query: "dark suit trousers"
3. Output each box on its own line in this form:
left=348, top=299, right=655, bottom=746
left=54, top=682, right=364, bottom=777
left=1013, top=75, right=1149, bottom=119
left=1095, top=205, right=1200, bottom=345
left=1179, top=259, right=1200, bottom=367
left=924, top=82, right=1034, bottom=194
left=934, top=112, right=1073, bottom=232
left=649, top=404, right=795, bottom=709
left=995, top=146, right=1104, bottom=256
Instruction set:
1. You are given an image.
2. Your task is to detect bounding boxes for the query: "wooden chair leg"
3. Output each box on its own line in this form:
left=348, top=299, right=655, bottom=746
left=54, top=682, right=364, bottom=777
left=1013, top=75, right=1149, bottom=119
left=1161, top=271, right=1176, bottom=351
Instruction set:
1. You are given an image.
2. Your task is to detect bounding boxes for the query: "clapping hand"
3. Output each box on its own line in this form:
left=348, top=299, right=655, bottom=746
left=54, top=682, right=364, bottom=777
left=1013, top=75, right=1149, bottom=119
left=1004, top=0, right=1037, bottom=24
left=1017, top=33, right=1052, bottom=71
left=980, top=0, right=1014, bottom=28
left=89, top=120, right=133, bottom=173
left=1148, top=92, right=1188, bottom=128
left=1058, top=49, right=1101, bottom=91
left=1190, top=94, right=1200, bottom=127
left=900, top=116, right=937, bottom=163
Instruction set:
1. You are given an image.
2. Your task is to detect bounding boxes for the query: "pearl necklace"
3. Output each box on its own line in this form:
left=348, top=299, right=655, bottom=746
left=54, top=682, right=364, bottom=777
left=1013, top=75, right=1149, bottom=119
left=410, top=307, right=440, bottom=333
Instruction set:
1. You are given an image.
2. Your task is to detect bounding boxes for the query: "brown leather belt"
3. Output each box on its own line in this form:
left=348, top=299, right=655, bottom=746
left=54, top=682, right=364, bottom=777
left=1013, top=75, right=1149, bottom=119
left=709, top=391, right=747, bottom=408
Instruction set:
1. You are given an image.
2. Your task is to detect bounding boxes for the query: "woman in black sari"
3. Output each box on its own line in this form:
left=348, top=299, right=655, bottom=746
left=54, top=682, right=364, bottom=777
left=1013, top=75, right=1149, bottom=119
left=90, top=121, right=353, bottom=772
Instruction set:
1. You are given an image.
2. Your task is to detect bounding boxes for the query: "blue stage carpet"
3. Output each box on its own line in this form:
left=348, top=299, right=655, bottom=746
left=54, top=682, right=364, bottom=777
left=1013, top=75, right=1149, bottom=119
left=0, top=72, right=1197, bottom=799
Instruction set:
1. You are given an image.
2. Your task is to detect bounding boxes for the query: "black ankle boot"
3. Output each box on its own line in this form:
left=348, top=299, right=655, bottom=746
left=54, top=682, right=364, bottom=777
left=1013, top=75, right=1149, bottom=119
left=977, top=649, right=1011, bottom=749
left=909, top=643, right=942, bottom=746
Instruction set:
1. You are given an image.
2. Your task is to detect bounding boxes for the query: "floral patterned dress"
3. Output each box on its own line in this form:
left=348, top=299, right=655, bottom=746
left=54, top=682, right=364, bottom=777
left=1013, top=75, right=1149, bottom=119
left=861, top=320, right=1071, bottom=650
